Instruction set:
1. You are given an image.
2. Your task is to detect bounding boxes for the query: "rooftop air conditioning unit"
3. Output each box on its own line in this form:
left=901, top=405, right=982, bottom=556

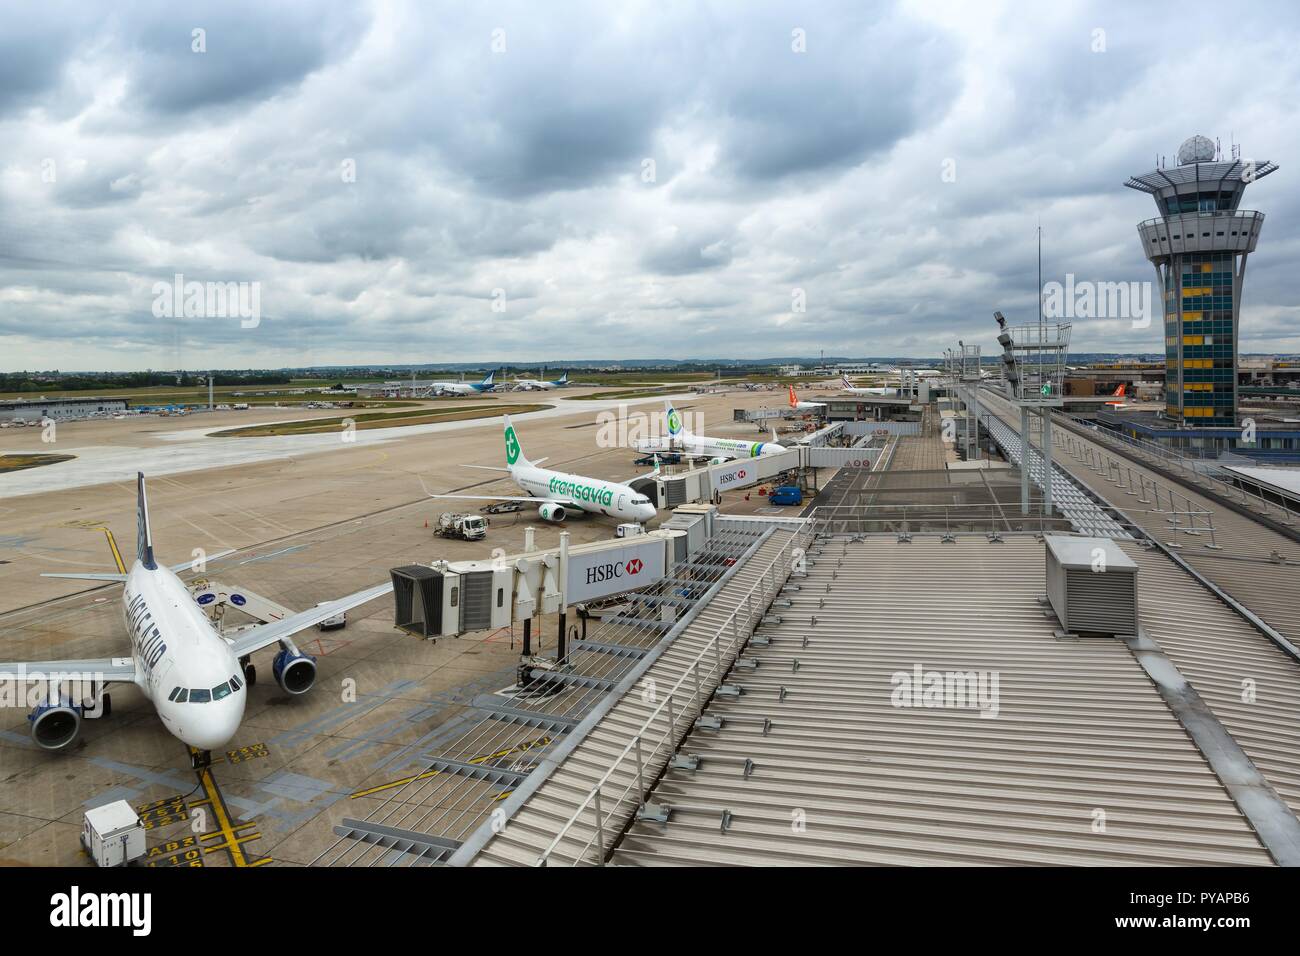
left=1043, top=536, right=1139, bottom=637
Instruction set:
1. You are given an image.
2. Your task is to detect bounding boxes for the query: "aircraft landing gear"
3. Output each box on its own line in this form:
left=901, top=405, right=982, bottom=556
left=241, top=655, right=256, bottom=687
left=191, top=749, right=213, bottom=770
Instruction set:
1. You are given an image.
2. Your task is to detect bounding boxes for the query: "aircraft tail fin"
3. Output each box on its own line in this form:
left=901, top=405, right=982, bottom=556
left=555, top=372, right=567, bottom=385
left=788, top=385, right=798, bottom=408
left=137, top=472, right=157, bottom=570
left=664, top=400, right=683, bottom=438
left=481, top=370, right=495, bottom=387
left=502, top=415, right=530, bottom=468
left=1113, top=383, right=1126, bottom=397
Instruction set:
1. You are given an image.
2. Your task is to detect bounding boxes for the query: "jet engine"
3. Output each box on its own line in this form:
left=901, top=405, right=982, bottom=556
left=272, top=647, right=318, bottom=695
left=538, top=502, right=567, bottom=523
left=29, top=693, right=82, bottom=751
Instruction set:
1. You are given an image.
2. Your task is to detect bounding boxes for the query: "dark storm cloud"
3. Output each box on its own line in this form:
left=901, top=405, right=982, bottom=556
left=123, top=1, right=366, bottom=115
left=0, top=16, right=77, bottom=117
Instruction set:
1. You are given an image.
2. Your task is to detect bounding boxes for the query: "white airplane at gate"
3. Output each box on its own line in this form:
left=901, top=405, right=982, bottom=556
left=838, top=375, right=898, bottom=397
left=633, top=401, right=785, bottom=462
left=430, top=415, right=657, bottom=524
left=0, top=474, right=391, bottom=765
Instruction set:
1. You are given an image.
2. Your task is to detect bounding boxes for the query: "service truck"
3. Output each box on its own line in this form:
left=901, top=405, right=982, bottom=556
left=435, top=512, right=488, bottom=541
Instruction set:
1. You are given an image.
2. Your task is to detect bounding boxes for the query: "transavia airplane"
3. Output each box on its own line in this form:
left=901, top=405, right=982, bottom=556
left=0, top=474, right=391, bottom=766
left=514, top=372, right=569, bottom=390
left=634, top=401, right=785, bottom=462
left=431, top=415, right=657, bottom=524
left=787, top=385, right=827, bottom=413
left=838, top=375, right=898, bottom=397
left=433, top=370, right=496, bottom=395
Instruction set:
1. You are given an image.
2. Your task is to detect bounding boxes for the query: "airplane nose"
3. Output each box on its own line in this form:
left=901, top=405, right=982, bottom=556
left=638, top=504, right=656, bottom=522
left=184, top=696, right=245, bottom=751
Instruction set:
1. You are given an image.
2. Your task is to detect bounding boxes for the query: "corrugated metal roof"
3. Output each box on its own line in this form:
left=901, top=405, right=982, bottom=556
left=1122, top=544, right=1300, bottom=815
left=610, top=537, right=1278, bottom=866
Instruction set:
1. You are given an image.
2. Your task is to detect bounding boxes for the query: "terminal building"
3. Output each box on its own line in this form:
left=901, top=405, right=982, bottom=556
left=0, top=396, right=128, bottom=422
left=1126, top=135, right=1277, bottom=427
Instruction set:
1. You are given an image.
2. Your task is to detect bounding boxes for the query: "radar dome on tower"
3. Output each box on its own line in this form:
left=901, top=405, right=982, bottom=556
left=1177, top=134, right=1216, bottom=165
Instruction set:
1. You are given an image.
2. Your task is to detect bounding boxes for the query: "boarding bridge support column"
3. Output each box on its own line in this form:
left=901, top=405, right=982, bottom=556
left=969, top=387, right=981, bottom=462
left=1020, top=405, right=1031, bottom=516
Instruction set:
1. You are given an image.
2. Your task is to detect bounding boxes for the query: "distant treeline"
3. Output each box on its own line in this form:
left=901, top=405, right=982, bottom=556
left=0, top=371, right=293, bottom=392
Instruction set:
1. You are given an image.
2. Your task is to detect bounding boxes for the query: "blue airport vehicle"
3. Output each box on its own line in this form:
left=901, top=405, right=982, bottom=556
left=769, top=485, right=803, bottom=506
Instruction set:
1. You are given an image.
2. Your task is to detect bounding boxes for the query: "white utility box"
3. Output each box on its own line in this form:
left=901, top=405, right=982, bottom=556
left=82, top=800, right=146, bottom=867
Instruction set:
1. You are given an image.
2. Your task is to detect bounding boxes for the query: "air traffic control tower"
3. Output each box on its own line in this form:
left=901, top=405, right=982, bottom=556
left=1126, top=135, right=1276, bottom=427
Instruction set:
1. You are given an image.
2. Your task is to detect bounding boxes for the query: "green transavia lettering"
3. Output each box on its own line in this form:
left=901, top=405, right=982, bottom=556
left=549, top=475, right=613, bottom=506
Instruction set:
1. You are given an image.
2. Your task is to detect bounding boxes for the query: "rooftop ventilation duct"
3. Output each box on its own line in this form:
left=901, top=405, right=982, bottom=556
left=1043, top=536, right=1139, bottom=637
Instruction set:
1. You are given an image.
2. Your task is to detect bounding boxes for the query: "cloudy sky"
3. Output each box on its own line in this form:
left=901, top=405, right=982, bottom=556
left=1, top=0, right=1298, bottom=371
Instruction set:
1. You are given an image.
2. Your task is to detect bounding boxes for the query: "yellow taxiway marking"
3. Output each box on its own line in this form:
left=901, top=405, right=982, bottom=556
left=349, top=735, right=552, bottom=799
left=101, top=528, right=126, bottom=574
left=190, top=748, right=272, bottom=868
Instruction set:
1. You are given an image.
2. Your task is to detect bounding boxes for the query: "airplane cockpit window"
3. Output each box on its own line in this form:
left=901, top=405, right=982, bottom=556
left=212, top=681, right=232, bottom=701
left=229, top=674, right=242, bottom=691
left=174, top=688, right=188, bottom=703
left=189, top=688, right=211, bottom=703
left=168, top=686, right=182, bottom=701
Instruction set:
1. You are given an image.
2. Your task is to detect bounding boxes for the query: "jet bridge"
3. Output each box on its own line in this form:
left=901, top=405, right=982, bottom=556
left=390, top=526, right=690, bottom=642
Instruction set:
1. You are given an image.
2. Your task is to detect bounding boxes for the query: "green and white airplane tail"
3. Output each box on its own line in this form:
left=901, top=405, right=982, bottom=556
left=663, top=400, right=684, bottom=438
left=502, top=415, right=531, bottom=469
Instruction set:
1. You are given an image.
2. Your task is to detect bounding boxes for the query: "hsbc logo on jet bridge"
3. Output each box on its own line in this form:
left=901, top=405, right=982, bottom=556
left=585, top=557, right=643, bottom=586
left=567, top=542, right=665, bottom=603
left=710, top=461, right=753, bottom=494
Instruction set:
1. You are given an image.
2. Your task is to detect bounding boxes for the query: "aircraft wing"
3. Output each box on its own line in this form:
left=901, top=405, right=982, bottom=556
left=0, top=657, right=138, bottom=685
left=170, top=549, right=236, bottom=575
left=226, top=581, right=393, bottom=658
left=429, top=493, right=582, bottom=509
left=42, top=572, right=129, bottom=582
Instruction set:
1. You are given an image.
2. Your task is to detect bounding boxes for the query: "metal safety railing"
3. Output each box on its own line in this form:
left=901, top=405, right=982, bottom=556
left=1059, top=432, right=1222, bottom=548
left=1066, top=416, right=1297, bottom=527
left=533, top=514, right=817, bottom=866
left=807, top=501, right=1218, bottom=544
left=811, top=502, right=1073, bottom=537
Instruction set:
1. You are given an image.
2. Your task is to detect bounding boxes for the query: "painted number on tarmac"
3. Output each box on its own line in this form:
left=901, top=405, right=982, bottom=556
left=226, top=743, right=269, bottom=765
left=137, top=795, right=189, bottom=829
left=147, top=836, right=204, bottom=868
